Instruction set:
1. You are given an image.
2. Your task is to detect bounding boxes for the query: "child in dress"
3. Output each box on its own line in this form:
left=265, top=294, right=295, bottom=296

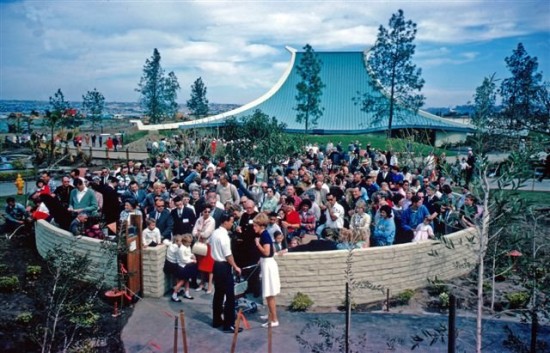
left=413, top=216, right=434, bottom=242
left=172, top=234, right=198, bottom=302
left=163, top=234, right=181, bottom=299
left=142, top=218, right=161, bottom=247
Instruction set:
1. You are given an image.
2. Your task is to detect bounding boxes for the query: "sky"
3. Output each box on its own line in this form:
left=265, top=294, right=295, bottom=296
left=0, top=0, right=549, bottom=108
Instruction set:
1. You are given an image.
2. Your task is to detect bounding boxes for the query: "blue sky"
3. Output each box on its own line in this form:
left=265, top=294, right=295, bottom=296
left=0, top=0, right=548, bottom=108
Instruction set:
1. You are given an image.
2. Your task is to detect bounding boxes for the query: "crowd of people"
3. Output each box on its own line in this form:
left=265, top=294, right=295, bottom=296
left=2, top=139, right=484, bottom=332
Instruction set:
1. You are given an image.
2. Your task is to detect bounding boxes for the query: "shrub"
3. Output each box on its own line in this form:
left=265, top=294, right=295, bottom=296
left=16, top=312, right=33, bottom=325
left=289, top=292, right=314, bottom=312
left=427, top=277, right=448, bottom=296
left=438, top=292, right=450, bottom=308
left=0, top=264, right=8, bottom=275
left=0, top=275, right=20, bottom=292
left=394, top=289, right=415, bottom=305
left=505, top=292, right=529, bottom=309
left=26, top=265, right=42, bottom=279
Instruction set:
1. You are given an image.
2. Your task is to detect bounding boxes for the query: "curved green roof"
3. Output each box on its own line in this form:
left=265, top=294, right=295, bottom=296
left=133, top=47, right=473, bottom=133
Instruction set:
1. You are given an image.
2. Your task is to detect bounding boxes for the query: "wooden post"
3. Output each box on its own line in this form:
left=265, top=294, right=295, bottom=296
left=448, top=294, right=456, bottom=353
left=179, top=310, right=188, bottom=353
left=230, top=309, right=243, bottom=353
left=386, top=288, right=390, bottom=312
left=173, top=316, right=178, bottom=353
left=345, top=282, right=351, bottom=353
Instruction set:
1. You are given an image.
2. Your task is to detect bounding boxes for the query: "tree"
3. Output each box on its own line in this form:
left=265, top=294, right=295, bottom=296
left=295, top=44, right=325, bottom=134
left=500, top=43, right=544, bottom=132
left=136, top=48, right=180, bottom=124
left=221, top=110, right=304, bottom=167
left=364, top=9, right=425, bottom=138
left=472, top=74, right=499, bottom=127
left=45, top=89, right=70, bottom=162
left=82, top=88, right=105, bottom=129
left=186, top=77, right=209, bottom=118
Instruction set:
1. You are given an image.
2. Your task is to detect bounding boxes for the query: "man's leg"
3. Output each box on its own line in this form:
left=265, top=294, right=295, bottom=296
left=212, top=262, right=225, bottom=327
left=222, top=264, right=236, bottom=329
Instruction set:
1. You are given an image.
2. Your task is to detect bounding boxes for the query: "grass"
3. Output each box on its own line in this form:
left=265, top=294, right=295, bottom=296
left=301, top=133, right=452, bottom=156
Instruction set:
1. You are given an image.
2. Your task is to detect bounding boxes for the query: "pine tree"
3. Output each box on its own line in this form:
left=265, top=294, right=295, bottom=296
left=500, top=43, right=545, bottom=132
left=365, top=9, right=425, bottom=138
left=295, top=44, right=325, bottom=134
left=45, top=89, right=69, bottom=162
left=136, top=48, right=180, bottom=124
left=186, top=77, right=209, bottom=118
left=472, top=74, right=498, bottom=127
left=82, top=88, right=105, bottom=129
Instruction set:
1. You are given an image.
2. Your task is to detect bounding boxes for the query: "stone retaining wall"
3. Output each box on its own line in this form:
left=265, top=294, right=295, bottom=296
left=36, top=220, right=477, bottom=306
left=35, top=220, right=118, bottom=287
left=275, top=228, right=477, bottom=307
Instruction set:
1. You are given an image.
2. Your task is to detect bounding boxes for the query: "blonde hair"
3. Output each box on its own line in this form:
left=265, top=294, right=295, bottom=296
left=253, top=212, right=269, bottom=227
left=181, top=233, right=193, bottom=244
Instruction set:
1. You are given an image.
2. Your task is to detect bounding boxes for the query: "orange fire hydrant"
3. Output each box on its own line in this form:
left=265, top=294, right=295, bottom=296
left=15, top=174, right=25, bottom=195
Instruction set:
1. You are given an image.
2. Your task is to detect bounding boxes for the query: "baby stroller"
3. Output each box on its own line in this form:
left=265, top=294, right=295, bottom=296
left=234, top=264, right=260, bottom=315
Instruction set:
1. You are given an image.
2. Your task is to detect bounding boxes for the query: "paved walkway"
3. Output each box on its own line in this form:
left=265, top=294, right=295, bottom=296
left=121, top=292, right=549, bottom=353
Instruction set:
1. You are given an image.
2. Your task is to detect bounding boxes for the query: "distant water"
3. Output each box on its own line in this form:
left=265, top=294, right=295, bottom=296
left=0, top=100, right=143, bottom=116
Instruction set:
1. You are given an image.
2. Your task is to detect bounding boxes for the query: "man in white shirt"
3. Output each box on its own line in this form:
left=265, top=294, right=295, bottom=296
left=316, top=193, right=345, bottom=238
left=210, top=213, right=242, bottom=333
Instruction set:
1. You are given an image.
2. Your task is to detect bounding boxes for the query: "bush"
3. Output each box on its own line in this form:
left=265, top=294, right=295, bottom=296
left=289, top=292, right=314, bottom=312
left=505, top=291, right=529, bottom=309
left=394, top=289, right=415, bottom=305
left=427, top=278, right=448, bottom=296
left=0, top=264, right=8, bottom=275
left=26, top=265, right=42, bottom=279
left=16, top=312, right=33, bottom=325
left=438, top=292, right=450, bottom=308
left=0, top=275, right=20, bottom=292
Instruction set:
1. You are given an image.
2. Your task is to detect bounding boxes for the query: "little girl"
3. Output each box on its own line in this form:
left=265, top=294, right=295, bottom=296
left=413, top=217, right=434, bottom=242
left=163, top=234, right=181, bottom=300
left=273, top=231, right=286, bottom=254
left=142, top=218, right=161, bottom=247
left=172, top=234, right=197, bottom=302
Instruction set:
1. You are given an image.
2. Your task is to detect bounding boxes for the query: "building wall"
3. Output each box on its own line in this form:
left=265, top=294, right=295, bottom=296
left=35, top=220, right=118, bottom=287
left=36, top=221, right=477, bottom=307
left=435, top=131, right=469, bottom=147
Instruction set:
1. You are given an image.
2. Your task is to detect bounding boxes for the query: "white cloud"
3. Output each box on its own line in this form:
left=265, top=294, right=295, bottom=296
left=1, top=0, right=548, bottom=106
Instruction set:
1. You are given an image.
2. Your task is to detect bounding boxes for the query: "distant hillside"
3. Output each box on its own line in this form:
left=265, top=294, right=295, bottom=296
left=0, top=100, right=240, bottom=117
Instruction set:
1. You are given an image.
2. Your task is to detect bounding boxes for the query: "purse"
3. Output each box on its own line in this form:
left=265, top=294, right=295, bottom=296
left=191, top=242, right=208, bottom=256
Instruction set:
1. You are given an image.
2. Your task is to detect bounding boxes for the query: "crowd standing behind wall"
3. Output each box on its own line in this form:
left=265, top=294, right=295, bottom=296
left=25, top=137, right=484, bottom=303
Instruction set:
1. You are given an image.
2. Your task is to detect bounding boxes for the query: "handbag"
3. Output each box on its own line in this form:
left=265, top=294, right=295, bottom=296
left=192, top=242, right=208, bottom=256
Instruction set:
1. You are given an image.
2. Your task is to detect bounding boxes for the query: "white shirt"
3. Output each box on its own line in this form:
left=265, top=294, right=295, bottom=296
left=142, top=227, right=161, bottom=246
left=325, top=202, right=345, bottom=229
left=192, top=216, right=215, bottom=242
left=210, top=226, right=232, bottom=262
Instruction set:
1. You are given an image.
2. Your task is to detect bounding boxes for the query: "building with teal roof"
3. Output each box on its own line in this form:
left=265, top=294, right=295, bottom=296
left=132, top=47, right=473, bottom=146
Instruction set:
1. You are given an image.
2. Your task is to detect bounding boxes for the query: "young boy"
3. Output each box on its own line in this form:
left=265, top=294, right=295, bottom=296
left=142, top=218, right=161, bottom=247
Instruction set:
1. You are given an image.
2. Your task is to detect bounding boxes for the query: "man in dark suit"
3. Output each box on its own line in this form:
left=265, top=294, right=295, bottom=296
left=171, top=195, right=196, bottom=235
left=148, top=199, right=173, bottom=240
left=121, top=181, right=146, bottom=206
left=376, top=164, right=392, bottom=186
left=98, top=176, right=121, bottom=225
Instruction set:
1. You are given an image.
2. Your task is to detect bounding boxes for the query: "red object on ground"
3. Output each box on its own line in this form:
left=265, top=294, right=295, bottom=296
left=507, top=250, right=522, bottom=257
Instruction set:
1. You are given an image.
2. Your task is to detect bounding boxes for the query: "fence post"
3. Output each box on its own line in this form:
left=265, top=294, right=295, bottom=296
left=448, top=294, right=456, bottom=353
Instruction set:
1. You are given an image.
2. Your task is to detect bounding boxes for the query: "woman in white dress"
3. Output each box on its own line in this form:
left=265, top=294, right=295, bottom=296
left=253, top=213, right=280, bottom=328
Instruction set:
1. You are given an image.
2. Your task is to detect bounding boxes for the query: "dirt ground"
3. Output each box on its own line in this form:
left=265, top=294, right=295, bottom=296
left=0, top=232, right=130, bottom=353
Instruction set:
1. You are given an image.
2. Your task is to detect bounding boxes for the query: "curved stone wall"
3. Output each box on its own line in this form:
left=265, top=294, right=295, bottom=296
left=276, top=228, right=477, bottom=307
left=36, top=220, right=477, bottom=307
left=35, top=220, right=118, bottom=287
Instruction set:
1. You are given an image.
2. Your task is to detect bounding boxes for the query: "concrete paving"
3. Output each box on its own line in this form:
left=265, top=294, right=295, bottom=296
left=121, top=291, right=549, bottom=353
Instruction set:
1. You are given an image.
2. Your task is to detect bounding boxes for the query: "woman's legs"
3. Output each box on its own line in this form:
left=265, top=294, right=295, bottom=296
left=266, top=296, right=278, bottom=322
